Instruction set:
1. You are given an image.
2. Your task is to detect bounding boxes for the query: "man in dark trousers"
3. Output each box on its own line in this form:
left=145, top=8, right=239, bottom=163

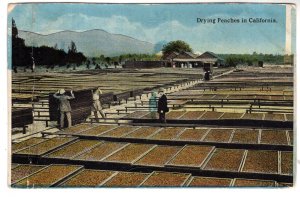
left=157, top=88, right=168, bottom=123
left=53, top=89, right=75, bottom=129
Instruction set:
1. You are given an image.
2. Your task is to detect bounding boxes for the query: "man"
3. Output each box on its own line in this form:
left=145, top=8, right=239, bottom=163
left=157, top=88, right=168, bottom=123
left=91, top=87, right=105, bottom=122
left=204, top=70, right=210, bottom=81
left=53, top=89, right=75, bottom=129
left=149, top=90, right=157, bottom=119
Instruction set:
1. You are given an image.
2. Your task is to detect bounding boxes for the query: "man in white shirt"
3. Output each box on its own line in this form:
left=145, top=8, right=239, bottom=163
left=91, top=87, right=105, bottom=122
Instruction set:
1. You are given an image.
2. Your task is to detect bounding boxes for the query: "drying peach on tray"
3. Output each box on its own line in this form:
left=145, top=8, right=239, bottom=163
left=231, top=129, right=259, bottom=144
left=141, top=172, right=190, bottom=187
left=74, top=142, right=127, bottom=161
left=176, top=128, right=208, bottom=141
left=104, top=143, right=155, bottom=164
left=15, top=137, right=76, bottom=156
left=14, top=165, right=82, bottom=187
left=203, top=129, right=233, bottom=143
left=12, top=138, right=48, bottom=153
left=187, top=176, right=232, bottom=187
left=134, top=145, right=181, bottom=167
left=103, top=172, right=149, bottom=187
left=11, top=164, right=46, bottom=184
left=233, top=178, right=276, bottom=187
left=99, top=126, right=136, bottom=137
left=242, top=150, right=278, bottom=174
left=204, top=148, right=245, bottom=172
left=260, top=130, right=288, bottom=145
left=124, top=127, right=160, bottom=139
left=167, top=145, right=214, bottom=167
left=46, top=140, right=101, bottom=159
left=77, top=125, right=117, bottom=136
left=150, top=127, right=184, bottom=140
left=60, top=169, right=115, bottom=187
left=281, top=151, right=293, bottom=175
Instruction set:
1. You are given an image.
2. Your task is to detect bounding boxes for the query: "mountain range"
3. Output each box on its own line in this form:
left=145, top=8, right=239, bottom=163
left=18, top=29, right=156, bottom=57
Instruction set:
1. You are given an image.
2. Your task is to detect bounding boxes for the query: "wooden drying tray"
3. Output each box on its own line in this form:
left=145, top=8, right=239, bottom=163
left=41, top=126, right=293, bottom=152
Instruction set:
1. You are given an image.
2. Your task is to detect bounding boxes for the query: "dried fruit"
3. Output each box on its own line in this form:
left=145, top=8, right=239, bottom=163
left=15, top=137, right=76, bottom=156
left=281, top=151, right=293, bottom=175
left=103, top=172, right=149, bottom=187
left=12, top=138, right=48, bottom=153
left=188, top=177, right=232, bottom=186
left=14, top=165, right=81, bottom=187
left=233, top=179, right=275, bottom=187
left=74, top=142, right=127, bottom=161
left=176, top=128, right=208, bottom=141
left=168, top=145, right=214, bottom=167
left=204, top=148, right=245, bottom=172
left=11, top=165, right=45, bottom=184
left=62, top=124, right=93, bottom=134
left=60, top=169, right=115, bottom=187
left=203, top=129, right=233, bottom=143
left=141, top=172, right=190, bottom=187
left=150, top=127, right=184, bottom=140
left=46, top=140, right=101, bottom=159
left=220, top=113, right=243, bottom=119
left=260, top=130, right=288, bottom=145
left=104, top=143, right=154, bottom=163
left=179, top=111, right=205, bottom=120
left=124, top=127, right=160, bottom=139
left=134, top=146, right=181, bottom=167
left=99, top=126, right=136, bottom=137
left=166, top=111, right=186, bottom=119
left=77, top=125, right=116, bottom=136
left=231, top=129, right=259, bottom=144
left=242, top=113, right=264, bottom=120
left=242, top=150, right=278, bottom=174
left=264, top=113, right=285, bottom=121
left=200, top=111, right=224, bottom=120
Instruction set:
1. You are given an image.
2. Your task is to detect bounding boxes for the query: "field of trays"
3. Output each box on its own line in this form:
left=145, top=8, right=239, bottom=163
left=10, top=66, right=294, bottom=187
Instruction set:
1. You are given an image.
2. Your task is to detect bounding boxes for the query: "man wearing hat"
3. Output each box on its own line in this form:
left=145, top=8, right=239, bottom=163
left=157, top=88, right=169, bottom=123
left=91, top=87, right=105, bottom=122
left=53, top=89, right=75, bottom=129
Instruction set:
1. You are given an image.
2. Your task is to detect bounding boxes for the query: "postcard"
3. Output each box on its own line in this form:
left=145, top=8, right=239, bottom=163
left=8, top=2, right=295, bottom=188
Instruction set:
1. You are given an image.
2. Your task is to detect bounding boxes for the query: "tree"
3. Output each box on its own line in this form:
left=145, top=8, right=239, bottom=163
left=162, top=40, right=192, bottom=57
left=12, top=18, right=31, bottom=69
left=66, top=41, right=86, bottom=66
left=12, top=18, right=18, bottom=38
left=68, top=41, right=77, bottom=53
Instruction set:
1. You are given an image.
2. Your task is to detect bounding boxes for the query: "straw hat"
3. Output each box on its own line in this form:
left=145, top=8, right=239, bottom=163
left=59, top=89, right=65, bottom=94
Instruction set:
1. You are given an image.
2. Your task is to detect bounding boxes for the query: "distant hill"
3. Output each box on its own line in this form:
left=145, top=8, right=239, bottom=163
left=18, top=29, right=156, bottom=57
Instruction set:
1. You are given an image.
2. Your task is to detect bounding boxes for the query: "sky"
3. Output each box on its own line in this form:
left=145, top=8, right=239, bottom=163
left=8, top=3, right=289, bottom=54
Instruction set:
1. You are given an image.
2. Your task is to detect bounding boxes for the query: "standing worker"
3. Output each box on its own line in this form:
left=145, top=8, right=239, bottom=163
left=157, top=88, right=169, bottom=123
left=204, top=70, right=210, bottom=81
left=53, top=89, right=75, bottom=129
left=149, top=90, right=157, bottom=119
left=91, top=87, right=105, bottom=122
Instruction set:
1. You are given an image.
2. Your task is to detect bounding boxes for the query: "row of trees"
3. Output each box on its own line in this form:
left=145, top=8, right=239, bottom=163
left=161, top=40, right=292, bottom=66
left=12, top=19, right=86, bottom=72
left=219, top=53, right=290, bottom=67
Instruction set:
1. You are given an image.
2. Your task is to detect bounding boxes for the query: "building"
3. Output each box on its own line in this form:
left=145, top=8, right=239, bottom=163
left=164, top=51, right=224, bottom=71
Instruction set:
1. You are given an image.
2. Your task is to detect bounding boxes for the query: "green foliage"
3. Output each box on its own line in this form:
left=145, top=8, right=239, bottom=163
left=162, top=40, right=192, bottom=56
left=90, top=53, right=160, bottom=64
left=218, top=53, right=286, bottom=67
